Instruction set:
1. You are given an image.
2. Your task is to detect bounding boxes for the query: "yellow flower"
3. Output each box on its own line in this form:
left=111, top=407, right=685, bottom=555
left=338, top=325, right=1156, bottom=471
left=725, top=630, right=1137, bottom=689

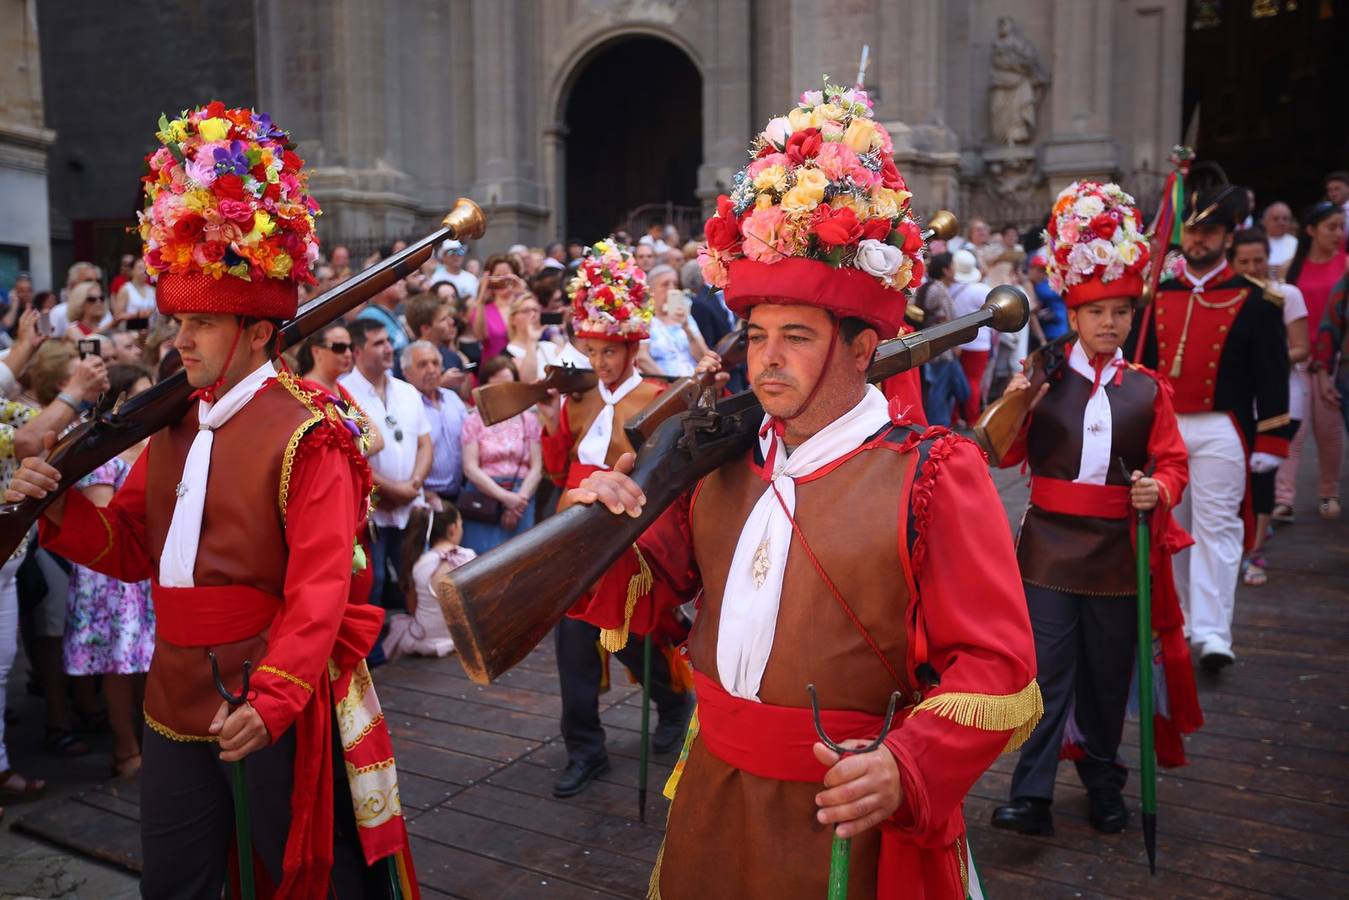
left=197, top=117, right=229, bottom=143
left=756, top=192, right=775, bottom=210
left=814, top=103, right=847, bottom=122
left=870, top=187, right=904, bottom=220
left=182, top=189, right=215, bottom=212
left=252, top=211, right=276, bottom=237
left=158, top=118, right=189, bottom=144
left=830, top=193, right=869, bottom=218
left=265, top=253, right=294, bottom=279
left=794, top=167, right=829, bottom=202
left=843, top=119, right=877, bottom=153
left=787, top=107, right=818, bottom=132
left=892, top=260, right=914, bottom=292
left=780, top=185, right=820, bottom=216
left=753, top=164, right=788, bottom=193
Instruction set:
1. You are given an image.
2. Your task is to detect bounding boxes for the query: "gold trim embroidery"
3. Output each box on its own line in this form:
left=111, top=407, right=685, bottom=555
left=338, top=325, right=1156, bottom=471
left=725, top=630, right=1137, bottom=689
left=599, top=545, right=652, bottom=652
left=347, top=756, right=397, bottom=777
left=257, top=663, right=312, bottom=693
left=1257, top=413, right=1291, bottom=432
left=647, top=835, right=666, bottom=900
left=910, top=679, right=1044, bottom=753
left=87, top=508, right=115, bottom=566
left=145, top=711, right=217, bottom=743
left=275, top=370, right=326, bottom=521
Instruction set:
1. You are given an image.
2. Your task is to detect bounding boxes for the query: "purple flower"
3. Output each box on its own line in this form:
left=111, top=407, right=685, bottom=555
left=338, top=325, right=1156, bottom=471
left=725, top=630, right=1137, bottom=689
left=251, top=112, right=287, bottom=142
left=213, top=140, right=250, bottom=176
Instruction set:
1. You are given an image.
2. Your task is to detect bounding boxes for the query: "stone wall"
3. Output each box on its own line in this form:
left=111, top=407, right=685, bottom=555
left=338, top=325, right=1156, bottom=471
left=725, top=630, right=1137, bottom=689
left=0, top=0, right=53, bottom=288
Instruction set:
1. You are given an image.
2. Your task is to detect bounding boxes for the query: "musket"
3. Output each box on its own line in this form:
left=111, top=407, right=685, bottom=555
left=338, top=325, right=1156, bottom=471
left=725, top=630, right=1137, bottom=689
left=473, top=364, right=598, bottom=426
left=436, top=284, right=1030, bottom=684
left=623, top=326, right=748, bottom=446
left=0, top=199, right=488, bottom=561
left=973, top=330, right=1076, bottom=465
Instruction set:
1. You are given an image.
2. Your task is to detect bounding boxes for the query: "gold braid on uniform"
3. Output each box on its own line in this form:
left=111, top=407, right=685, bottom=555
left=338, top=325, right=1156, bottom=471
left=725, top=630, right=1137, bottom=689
left=910, top=680, right=1044, bottom=753
left=599, top=545, right=652, bottom=652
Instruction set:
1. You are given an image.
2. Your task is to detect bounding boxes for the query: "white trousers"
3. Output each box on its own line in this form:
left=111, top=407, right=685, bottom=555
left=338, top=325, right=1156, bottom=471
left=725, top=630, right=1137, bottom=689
left=1173, top=412, right=1247, bottom=655
left=0, top=556, right=22, bottom=772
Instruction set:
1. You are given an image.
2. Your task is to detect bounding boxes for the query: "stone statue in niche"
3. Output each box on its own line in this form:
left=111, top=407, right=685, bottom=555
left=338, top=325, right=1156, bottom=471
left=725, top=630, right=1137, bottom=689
left=988, top=16, right=1049, bottom=146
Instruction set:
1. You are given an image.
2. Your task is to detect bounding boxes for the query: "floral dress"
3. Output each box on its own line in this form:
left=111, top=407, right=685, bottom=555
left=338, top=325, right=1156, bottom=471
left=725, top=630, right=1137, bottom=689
left=63, top=456, right=155, bottom=675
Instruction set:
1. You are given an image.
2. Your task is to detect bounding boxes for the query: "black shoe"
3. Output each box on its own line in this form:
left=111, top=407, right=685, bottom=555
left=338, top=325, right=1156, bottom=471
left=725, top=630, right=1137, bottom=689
left=652, top=698, right=695, bottom=754
left=552, top=757, right=610, bottom=798
left=1087, top=788, right=1129, bottom=833
left=1200, top=650, right=1234, bottom=673
left=990, top=797, right=1054, bottom=836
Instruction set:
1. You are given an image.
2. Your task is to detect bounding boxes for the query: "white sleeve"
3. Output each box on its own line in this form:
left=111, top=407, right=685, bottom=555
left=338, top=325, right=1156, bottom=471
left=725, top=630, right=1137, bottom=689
left=1280, top=283, right=1308, bottom=324
left=0, top=360, right=17, bottom=400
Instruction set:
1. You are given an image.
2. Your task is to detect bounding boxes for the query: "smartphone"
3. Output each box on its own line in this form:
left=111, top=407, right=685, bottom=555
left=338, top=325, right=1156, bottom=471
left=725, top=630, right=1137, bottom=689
left=461, top=361, right=478, bottom=371
left=37, top=311, right=53, bottom=337
left=540, top=310, right=565, bottom=325
left=78, top=339, right=100, bottom=360
left=125, top=316, right=150, bottom=331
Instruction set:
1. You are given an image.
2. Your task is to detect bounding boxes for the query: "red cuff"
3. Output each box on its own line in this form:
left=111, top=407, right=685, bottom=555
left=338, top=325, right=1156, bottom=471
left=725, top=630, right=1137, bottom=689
left=882, top=734, right=928, bottom=836
left=1254, top=434, right=1290, bottom=457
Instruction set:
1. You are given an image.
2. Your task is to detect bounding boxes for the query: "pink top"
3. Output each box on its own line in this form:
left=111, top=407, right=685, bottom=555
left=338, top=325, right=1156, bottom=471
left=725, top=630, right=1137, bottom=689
left=482, top=303, right=509, bottom=360
left=461, top=409, right=540, bottom=481
left=1294, top=249, right=1349, bottom=331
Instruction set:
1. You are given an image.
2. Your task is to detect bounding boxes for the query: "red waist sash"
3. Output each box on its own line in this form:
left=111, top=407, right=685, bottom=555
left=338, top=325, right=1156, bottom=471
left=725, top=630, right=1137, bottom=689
left=1030, top=476, right=1130, bottom=519
left=693, top=670, right=893, bottom=781
left=152, top=582, right=281, bottom=647
left=564, top=462, right=605, bottom=490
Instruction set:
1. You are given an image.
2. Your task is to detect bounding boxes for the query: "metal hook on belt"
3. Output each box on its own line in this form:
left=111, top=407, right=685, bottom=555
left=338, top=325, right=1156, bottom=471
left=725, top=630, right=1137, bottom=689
left=806, top=683, right=902, bottom=755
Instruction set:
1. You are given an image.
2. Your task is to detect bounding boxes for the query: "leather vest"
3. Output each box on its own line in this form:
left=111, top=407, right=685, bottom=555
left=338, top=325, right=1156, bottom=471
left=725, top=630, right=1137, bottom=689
left=687, top=443, right=916, bottom=713
left=142, top=377, right=321, bottom=739
left=564, top=379, right=663, bottom=469
left=1017, top=366, right=1155, bottom=596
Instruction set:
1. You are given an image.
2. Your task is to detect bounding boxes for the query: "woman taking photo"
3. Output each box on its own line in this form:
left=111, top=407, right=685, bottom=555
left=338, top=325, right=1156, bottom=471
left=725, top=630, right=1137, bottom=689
left=458, top=355, right=543, bottom=553
left=63, top=282, right=110, bottom=339
left=638, top=264, right=708, bottom=377
left=471, top=254, right=525, bottom=361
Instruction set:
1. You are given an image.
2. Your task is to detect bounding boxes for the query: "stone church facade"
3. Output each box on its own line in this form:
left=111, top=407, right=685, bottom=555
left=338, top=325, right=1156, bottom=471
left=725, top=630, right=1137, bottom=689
left=18, top=0, right=1185, bottom=287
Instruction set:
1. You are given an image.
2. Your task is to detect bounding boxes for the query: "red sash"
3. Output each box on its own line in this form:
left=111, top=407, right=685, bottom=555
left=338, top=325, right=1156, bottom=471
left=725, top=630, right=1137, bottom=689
left=152, top=583, right=279, bottom=646
left=1029, top=476, right=1130, bottom=519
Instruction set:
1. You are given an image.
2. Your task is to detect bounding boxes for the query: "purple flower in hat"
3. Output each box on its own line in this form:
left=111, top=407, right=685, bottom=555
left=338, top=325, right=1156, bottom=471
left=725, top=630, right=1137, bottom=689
left=251, top=111, right=287, bottom=142
left=213, top=140, right=251, bottom=176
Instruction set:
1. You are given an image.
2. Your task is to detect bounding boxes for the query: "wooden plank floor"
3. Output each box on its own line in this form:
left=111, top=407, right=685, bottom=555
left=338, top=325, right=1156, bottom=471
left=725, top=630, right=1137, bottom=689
left=12, top=460, right=1347, bottom=899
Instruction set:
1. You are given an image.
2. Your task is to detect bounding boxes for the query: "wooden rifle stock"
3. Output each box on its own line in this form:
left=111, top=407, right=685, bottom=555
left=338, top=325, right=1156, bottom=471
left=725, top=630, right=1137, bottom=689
left=438, top=284, right=1030, bottom=684
left=623, top=327, right=748, bottom=446
left=973, top=330, right=1075, bottom=465
left=472, top=364, right=598, bottom=426
left=0, top=199, right=486, bottom=562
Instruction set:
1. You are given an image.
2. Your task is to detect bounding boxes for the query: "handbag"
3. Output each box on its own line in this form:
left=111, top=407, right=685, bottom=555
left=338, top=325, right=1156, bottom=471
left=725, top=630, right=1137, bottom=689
left=459, top=423, right=530, bottom=524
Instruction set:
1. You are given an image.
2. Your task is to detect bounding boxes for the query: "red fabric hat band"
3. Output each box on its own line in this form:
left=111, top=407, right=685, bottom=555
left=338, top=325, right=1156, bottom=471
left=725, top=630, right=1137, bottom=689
left=573, top=328, right=645, bottom=343
left=157, top=272, right=298, bottom=320
left=724, top=257, right=906, bottom=339
left=1063, top=272, right=1144, bottom=308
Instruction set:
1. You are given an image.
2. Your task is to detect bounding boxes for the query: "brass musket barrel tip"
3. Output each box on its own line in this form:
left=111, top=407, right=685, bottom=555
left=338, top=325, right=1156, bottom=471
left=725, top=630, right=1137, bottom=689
left=985, top=284, right=1031, bottom=333
left=924, top=210, right=959, bottom=242
left=443, top=198, right=487, bottom=240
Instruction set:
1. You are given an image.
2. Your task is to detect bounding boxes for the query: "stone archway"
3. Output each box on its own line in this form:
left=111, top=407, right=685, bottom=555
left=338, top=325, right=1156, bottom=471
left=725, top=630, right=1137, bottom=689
left=559, top=36, right=703, bottom=243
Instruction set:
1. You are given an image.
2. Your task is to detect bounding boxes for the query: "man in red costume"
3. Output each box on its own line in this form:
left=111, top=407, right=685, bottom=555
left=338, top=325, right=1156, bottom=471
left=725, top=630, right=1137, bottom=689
left=7, top=103, right=417, bottom=899
left=537, top=240, right=693, bottom=799
left=564, top=84, right=1040, bottom=899
left=988, top=182, right=1200, bottom=839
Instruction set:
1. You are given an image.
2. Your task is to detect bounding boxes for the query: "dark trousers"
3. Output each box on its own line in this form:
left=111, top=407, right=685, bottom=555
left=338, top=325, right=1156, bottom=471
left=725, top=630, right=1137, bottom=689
left=554, top=616, right=686, bottom=765
left=140, top=725, right=374, bottom=899
left=368, top=524, right=405, bottom=609
left=1010, top=584, right=1137, bottom=801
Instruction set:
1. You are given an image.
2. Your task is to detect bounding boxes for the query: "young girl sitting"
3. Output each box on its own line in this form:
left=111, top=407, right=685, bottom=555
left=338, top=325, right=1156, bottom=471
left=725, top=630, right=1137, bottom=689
left=382, top=504, right=476, bottom=659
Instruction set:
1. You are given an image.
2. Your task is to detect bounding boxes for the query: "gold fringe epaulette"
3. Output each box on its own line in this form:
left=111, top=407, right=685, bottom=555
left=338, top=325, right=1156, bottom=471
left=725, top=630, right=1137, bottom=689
left=599, top=545, right=652, bottom=652
left=910, top=679, right=1044, bottom=753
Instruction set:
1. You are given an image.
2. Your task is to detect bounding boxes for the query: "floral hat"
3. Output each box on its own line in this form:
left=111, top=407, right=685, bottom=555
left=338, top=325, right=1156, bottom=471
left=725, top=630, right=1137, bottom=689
left=567, top=239, right=653, bottom=342
left=698, top=81, right=927, bottom=338
left=1044, top=181, right=1150, bottom=307
left=138, top=100, right=321, bottom=319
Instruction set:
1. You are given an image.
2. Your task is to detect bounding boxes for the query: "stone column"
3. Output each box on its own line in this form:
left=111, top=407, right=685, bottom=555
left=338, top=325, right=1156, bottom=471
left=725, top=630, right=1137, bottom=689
left=0, top=0, right=55, bottom=288
left=696, top=0, right=753, bottom=212
left=1041, top=0, right=1119, bottom=192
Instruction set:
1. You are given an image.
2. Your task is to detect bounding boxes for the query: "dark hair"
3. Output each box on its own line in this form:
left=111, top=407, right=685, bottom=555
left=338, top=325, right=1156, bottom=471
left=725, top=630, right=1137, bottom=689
left=927, top=251, right=954, bottom=283
left=32, top=290, right=55, bottom=312
left=1324, top=170, right=1349, bottom=188
left=404, top=293, right=446, bottom=338
left=1231, top=227, right=1270, bottom=256
left=1286, top=201, right=1345, bottom=286
left=238, top=316, right=285, bottom=358
left=483, top=254, right=521, bottom=279
left=346, top=316, right=387, bottom=349
left=398, top=504, right=463, bottom=607
left=297, top=323, right=347, bottom=375
left=839, top=316, right=874, bottom=345
left=106, top=363, right=151, bottom=401
left=479, top=354, right=519, bottom=384
left=157, top=347, right=183, bottom=382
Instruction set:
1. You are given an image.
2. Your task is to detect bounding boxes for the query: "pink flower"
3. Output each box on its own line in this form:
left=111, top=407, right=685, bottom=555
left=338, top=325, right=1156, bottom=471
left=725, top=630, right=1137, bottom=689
left=746, top=152, right=789, bottom=180
left=814, top=143, right=859, bottom=182
left=848, top=162, right=878, bottom=190
left=1058, top=217, right=1080, bottom=244
left=873, top=123, right=894, bottom=155
left=185, top=155, right=217, bottom=187
left=741, top=206, right=788, bottom=263
left=698, top=247, right=728, bottom=287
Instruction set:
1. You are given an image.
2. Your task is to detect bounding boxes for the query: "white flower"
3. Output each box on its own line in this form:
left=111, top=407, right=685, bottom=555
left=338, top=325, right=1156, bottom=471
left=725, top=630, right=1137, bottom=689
left=1068, top=242, right=1099, bottom=275
left=763, top=116, right=792, bottom=149
left=854, top=239, right=904, bottom=280
left=1087, top=238, right=1116, bottom=267
left=1116, top=239, right=1141, bottom=266
left=1074, top=194, right=1105, bottom=219
left=1104, top=259, right=1125, bottom=281
left=800, top=90, right=824, bottom=106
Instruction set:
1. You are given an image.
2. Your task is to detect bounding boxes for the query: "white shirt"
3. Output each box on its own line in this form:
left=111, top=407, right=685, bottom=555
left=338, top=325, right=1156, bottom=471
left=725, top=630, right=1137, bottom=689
left=1276, top=281, right=1309, bottom=421
left=949, top=281, right=993, bottom=351
left=506, top=339, right=564, bottom=377
left=638, top=235, right=671, bottom=254
left=120, top=281, right=157, bottom=315
left=1268, top=233, right=1298, bottom=273
left=340, top=367, right=432, bottom=528
left=428, top=266, right=479, bottom=301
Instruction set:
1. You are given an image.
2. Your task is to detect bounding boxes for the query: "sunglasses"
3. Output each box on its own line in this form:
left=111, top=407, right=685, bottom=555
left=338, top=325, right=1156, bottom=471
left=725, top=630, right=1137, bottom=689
left=385, top=414, right=404, bottom=443
left=321, top=341, right=351, bottom=354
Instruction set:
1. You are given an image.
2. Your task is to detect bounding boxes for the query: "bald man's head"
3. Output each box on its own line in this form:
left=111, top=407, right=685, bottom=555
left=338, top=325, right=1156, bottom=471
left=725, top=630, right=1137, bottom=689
left=1261, top=202, right=1292, bottom=238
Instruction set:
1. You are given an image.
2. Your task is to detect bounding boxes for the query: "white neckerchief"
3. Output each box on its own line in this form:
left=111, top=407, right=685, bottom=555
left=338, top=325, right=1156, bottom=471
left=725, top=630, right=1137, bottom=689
left=576, top=368, right=643, bottom=467
left=1182, top=263, right=1226, bottom=294
left=1067, top=342, right=1125, bottom=486
left=718, top=385, right=892, bottom=701
left=159, top=361, right=276, bottom=587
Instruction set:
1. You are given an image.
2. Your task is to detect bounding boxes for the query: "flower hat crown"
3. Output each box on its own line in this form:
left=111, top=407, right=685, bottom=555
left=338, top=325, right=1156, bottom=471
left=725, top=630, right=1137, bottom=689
left=699, top=82, right=927, bottom=311
left=1044, top=181, right=1150, bottom=305
left=567, top=239, right=653, bottom=342
left=139, top=101, right=321, bottom=290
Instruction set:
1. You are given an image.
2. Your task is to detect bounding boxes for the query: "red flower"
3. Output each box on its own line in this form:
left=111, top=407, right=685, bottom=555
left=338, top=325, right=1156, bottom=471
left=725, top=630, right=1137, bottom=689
left=880, top=156, right=906, bottom=191
left=1090, top=213, right=1117, bottom=240
left=173, top=214, right=206, bottom=243
left=282, top=150, right=304, bottom=173
left=755, top=144, right=777, bottom=160
left=630, top=282, right=647, bottom=301
left=264, top=181, right=282, bottom=202
left=200, top=241, right=226, bottom=263
left=250, top=163, right=269, bottom=182
left=1054, top=244, right=1071, bottom=265
left=205, top=100, right=227, bottom=120
left=811, top=204, right=863, bottom=247
left=861, top=218, right=892, bottom=242
left=910, top=258, right=926, bottom=284
left=219, top=199, right=256, bottom=225
left=615, top=305, right=631, bottom=320
left=786, top=128, right=823, bottom=166
left=705, top=195, right=743, bottom=253
left=214, top=174, right=245, bottom=201
left=573, top=288, right=588, bottom=303
left=596, top=285, right=615, bottom=303
left=145, top=248, right=165, bottom=271
left=897, top=220, right=923, bottom=254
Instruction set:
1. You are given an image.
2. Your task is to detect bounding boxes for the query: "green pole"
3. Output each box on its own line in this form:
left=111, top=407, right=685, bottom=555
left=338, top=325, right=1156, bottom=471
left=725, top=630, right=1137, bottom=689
left=1136, top=511, right=1158, bottom=874
left=638, top=632, right=653, bottom=823
left=227, top=760, right=255, bottom=900
left=826, top=832, right=850, bottom=900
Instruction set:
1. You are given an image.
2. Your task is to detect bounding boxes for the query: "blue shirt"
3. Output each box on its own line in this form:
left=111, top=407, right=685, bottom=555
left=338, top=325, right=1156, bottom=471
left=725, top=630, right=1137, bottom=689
left=1034, top=280, right=1069, bottom=341
left=420, top=387, right=468, bottom=494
